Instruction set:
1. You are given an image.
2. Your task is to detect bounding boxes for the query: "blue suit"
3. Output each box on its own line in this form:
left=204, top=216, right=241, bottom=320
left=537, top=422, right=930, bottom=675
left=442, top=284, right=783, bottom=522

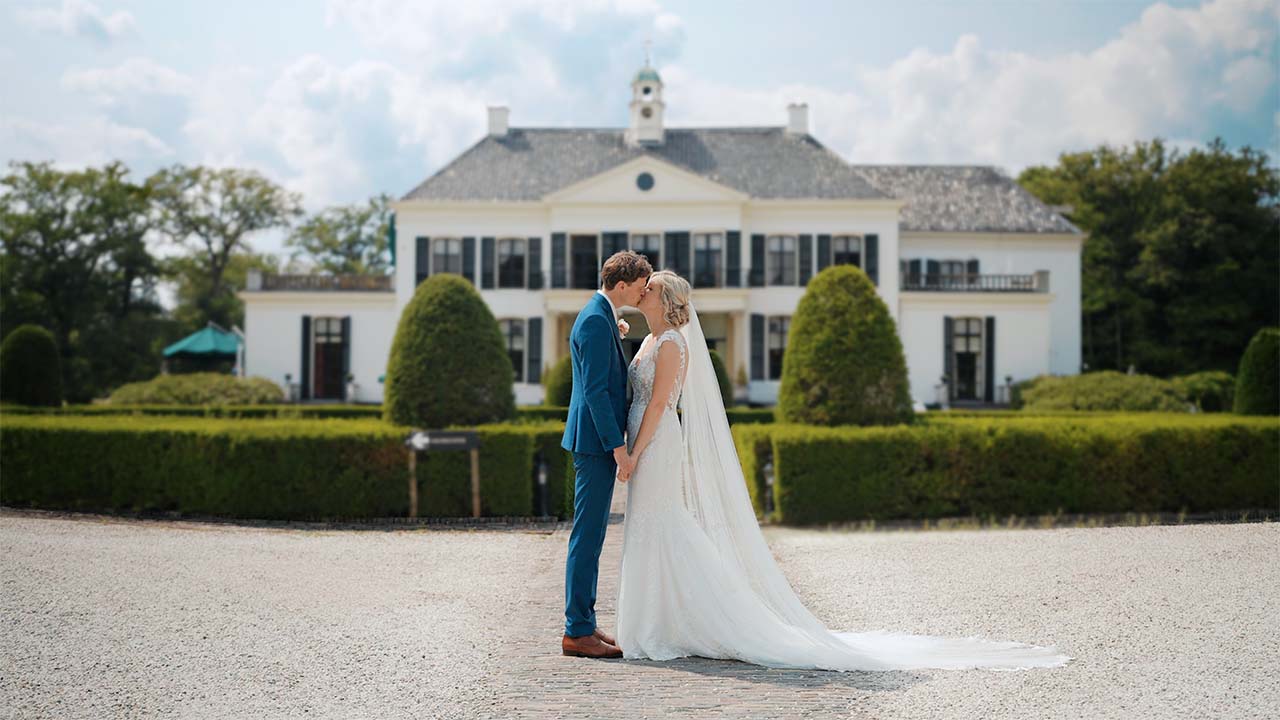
left=561, top=292, right=629, bottom=637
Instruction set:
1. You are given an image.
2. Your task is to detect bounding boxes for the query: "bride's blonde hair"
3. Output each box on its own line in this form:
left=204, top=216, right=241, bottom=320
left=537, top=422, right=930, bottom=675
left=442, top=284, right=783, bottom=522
left=649, top=270, right=692, bottom=328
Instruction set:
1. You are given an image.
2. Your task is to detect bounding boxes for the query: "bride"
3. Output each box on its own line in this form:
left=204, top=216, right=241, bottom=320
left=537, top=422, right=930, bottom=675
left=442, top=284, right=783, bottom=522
left=614, top=270, right=1071, bottom=671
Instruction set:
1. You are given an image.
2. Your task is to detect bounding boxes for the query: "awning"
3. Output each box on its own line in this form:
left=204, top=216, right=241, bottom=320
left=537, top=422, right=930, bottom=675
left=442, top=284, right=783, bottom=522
left=163, top=324, right=241, bottom=358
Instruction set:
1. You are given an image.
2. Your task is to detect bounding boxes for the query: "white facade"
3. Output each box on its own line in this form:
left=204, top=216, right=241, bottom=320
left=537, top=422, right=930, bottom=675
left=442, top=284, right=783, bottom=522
left=240, top=68, right=1083, bottom=408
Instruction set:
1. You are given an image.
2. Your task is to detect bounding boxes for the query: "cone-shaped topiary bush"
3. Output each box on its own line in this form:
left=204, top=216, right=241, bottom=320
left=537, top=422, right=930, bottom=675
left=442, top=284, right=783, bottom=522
left=777, top=265, right=913, bottom=426
left=709, top=349, right=733, bottom=409
left=1233, top=327, right=1279, bottom=415
left=542, top=355, right=573, bottom=407
left=0, top=324, right=63, bottom=407
left=384, top=274, right=515, bottom=427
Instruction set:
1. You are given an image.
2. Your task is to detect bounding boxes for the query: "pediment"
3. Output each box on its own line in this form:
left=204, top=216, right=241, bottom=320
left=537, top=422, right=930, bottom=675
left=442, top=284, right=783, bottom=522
left=544, top=156, right=747, bottom=204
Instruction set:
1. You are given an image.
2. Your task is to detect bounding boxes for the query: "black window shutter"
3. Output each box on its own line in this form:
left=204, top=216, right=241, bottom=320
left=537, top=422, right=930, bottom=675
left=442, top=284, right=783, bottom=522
left=817, top=234, right=831, bottom=272
left=927, top=259, right=941, bottom=277
left=909, top=259, right=922, bottom=276
left=527, top=317, right=543, bottom=385
left=725, top=230, right=741, bottom=287
left=943, top=316, right=954, bottom=398
left=461, top=237, right=476, bottom=284
left=749, top=234, right=765, bottom=287
left=602, top=232, right=627, bottom=261
left=865, top=234, right=879, bottom=285
left=551, top=233, right=566, bottom=288
left=799, top=234, right=814, bottom=286
left=481, top=237, right=495, bottom=289
left=340, top=316, right=351, bottom=391
left=415, top=237, right=430, bottom=286
left=985, top=316, right=996, bottom=403
left=300, top=315, right=312, bottom=401
left=527, top=237, right=542, bottom=289
left=967, top=259, right=980, bottom=276
left=750, top=313, right=765, bottom=381
left=663, top=231, right=691, bottom=278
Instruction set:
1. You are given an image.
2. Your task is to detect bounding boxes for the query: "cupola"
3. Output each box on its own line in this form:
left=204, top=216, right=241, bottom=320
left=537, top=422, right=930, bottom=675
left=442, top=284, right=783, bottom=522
left=626, top=60, right=665, bottom=147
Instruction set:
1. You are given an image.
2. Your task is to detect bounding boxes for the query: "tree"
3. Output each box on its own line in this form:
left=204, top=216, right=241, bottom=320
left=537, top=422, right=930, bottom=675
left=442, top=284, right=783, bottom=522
left=286, top=194, right=391, bottom=275
left=708, top=349, right=733, bottom=409
left=384, top=274, right=515, bottom=428
left=0, top=324, right=63, bottom=406
left=542, top=355, right=573, bottom=407
left=150, top=165, right=302, bottom=329
left=1020, top=138, right=1279, bottom=375
left=0, top=161, right=172, bottom=401
left=777, top=265, right=913, bottom=426
left=164, top=251, right=282, bottom=332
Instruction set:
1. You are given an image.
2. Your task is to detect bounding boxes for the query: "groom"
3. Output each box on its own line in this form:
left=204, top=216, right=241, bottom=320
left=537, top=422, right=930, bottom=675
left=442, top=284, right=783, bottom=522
left=560, top=250, right=652, bottom=659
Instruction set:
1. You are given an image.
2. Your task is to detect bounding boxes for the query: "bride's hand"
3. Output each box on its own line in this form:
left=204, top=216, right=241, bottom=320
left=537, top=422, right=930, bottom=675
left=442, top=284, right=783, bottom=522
left=617, top=318, right=629, bottom=339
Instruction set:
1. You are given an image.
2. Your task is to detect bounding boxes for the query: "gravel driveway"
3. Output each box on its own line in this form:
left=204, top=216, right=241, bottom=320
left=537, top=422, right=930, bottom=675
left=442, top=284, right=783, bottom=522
left=2, top=501, right=1276, bottom=719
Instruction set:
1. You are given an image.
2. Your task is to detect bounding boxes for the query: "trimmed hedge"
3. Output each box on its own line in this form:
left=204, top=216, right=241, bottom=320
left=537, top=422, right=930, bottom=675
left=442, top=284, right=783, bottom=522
left=709, top=349, right=733, bottom=408
left=734, top=414, right=1280, bottom=524
left=1019, top=371, right=1188, bottom=412
left=0, top=415, right=576, bottom=520
left=777, top=265, right=913, bottom=426
left=1234, top=328, right=1279, bottom=416
left=109, top=373, right=284, bottom=405
left=0, top=324, right=63, bottom=407
left=1, top=403, right=383, bottom=419
left=385, top=274, right=515, bottom=428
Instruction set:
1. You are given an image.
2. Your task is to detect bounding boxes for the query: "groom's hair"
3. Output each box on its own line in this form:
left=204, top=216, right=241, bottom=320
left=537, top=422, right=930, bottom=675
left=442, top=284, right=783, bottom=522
left=601, top=250, right=653, bottom=290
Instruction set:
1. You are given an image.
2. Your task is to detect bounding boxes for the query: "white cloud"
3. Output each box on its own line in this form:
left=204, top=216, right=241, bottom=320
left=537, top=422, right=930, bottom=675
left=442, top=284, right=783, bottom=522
left=0, top=115, right=171, bottom=168
left=62, top=57, right=194, bottom=104
left=666, top=0, right=1277, bottom=172
left=17, top=0, right=136, bottom=47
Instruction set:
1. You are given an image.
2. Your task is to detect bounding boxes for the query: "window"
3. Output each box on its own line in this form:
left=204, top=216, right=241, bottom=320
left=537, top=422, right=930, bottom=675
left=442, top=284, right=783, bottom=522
left=630, top=233, right=661, bottom=270
left=497, top=238, right=526, bottom=288
left=432, top=237, right=463, bottom=275
left=832, top=235, right=861, bottom=267
left=940, top=260, right=966, bottom=278
left=767, top=235, right=797, bottom=286
left=570, top=235, right=599, bottom=289
left=693, top=232, right=724, bottom=288
left=500, top=319, right=525, bottom=382
left=954, top=317, right=982, bottom=352
left=767, top=316, right=790, bottom=380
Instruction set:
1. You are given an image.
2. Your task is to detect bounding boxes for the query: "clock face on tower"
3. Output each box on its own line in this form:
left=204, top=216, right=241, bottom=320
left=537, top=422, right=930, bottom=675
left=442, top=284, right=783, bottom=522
left=641, top=107, right=653, bottom=119
left=636, top=172, right=655, bottom=191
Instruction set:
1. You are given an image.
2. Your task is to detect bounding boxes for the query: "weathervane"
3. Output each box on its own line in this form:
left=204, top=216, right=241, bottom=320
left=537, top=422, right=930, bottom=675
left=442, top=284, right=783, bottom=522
left=643, top=37, right=652, bottom=66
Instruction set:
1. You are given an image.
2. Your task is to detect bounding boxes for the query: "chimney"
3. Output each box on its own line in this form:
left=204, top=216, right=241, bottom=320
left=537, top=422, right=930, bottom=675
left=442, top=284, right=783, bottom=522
left=786, top=102, right=809, bottom=136
left=487, top=106, right=509, bottom=137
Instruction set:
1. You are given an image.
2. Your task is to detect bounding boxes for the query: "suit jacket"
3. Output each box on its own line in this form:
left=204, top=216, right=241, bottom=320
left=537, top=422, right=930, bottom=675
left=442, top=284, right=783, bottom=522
left=561, top=292, right=629, bottom=455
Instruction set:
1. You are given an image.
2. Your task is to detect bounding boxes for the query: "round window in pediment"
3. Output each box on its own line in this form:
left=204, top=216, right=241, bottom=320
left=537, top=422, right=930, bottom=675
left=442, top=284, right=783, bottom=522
left=636, top=172, right=655, bottom=191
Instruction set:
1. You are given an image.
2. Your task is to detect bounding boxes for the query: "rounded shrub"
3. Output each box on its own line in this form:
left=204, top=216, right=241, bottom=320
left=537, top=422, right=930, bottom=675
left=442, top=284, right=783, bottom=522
left=1171, top=371, right=1235, bottom=413
left=542, top=355, right=573, bottom=407
left=1233, top=327, right=1279, bottom=415
left=108, top=373, right=283, bottom=405
left=777, top=265, right=913, bottom=426
left=709, top=349, right=733, bottom=408
left=1019, top=371, right=1187, bottom=412
left=384, top=274, right=515, bottom=428
left=0, top=324, right=63, bottom=407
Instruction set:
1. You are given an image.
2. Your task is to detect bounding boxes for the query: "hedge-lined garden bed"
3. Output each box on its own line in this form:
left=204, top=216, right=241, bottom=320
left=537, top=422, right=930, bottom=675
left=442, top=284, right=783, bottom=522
left=0, top=415, right=575, bottom=521
left=734, top=414, right=1280, bottom=525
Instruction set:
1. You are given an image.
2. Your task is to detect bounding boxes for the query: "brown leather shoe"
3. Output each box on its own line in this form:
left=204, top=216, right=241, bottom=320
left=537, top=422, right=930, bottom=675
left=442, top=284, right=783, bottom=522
left=562, top=633, right=622, bottom=659
left=593, top=627, right=617, bottom=646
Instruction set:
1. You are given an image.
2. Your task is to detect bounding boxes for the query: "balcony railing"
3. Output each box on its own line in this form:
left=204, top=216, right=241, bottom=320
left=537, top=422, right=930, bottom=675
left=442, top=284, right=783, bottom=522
left=250, top=271, right=393, bottom=292
left=901, top=272, right=1047, bottom=293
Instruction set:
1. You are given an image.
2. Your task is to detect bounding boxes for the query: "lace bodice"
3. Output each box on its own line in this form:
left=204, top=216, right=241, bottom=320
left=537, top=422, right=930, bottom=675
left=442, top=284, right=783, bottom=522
left=626, top=329, right=687, bottom=450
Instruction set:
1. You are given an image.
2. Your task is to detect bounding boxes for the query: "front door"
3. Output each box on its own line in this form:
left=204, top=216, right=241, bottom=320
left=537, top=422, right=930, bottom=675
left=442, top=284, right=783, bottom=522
left=950, top=317, right=983, bottom=401
left=312, top=317, right=347, bottom=400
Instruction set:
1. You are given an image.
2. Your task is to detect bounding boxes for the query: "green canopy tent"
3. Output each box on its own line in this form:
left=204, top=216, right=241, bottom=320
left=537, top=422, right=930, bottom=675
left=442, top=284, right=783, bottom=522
left=162, top=322, right=244, bottom=374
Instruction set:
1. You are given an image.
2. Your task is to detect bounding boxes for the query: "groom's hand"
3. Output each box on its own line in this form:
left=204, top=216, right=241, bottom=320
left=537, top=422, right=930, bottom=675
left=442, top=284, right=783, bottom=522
left=613, top=445, right=633, bottom=482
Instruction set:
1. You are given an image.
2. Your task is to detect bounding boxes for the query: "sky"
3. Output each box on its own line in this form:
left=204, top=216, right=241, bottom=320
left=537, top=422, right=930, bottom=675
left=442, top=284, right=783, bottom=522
left=1, top=0, right=1277, bottom=257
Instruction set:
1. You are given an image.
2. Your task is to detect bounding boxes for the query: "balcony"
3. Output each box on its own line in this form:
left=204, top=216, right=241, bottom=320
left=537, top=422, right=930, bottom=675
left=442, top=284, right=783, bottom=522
left=901, top=271, right=1048, bottom=293
left=247, top=270, right=393, bottom=292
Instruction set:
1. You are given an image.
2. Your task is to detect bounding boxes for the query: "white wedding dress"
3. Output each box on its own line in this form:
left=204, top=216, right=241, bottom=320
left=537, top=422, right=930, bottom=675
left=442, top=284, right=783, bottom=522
left=615, top=308, right=1071, bottom=672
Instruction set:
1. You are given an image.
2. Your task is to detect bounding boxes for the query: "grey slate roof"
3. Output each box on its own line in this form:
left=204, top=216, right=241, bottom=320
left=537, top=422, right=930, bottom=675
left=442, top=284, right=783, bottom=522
left=402, top=127, right=888, bottom=202
left=853, top=165, right=1080, bottom=234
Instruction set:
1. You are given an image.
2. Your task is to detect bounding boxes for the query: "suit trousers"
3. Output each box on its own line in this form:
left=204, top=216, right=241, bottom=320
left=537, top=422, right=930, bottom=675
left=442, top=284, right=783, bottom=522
left=564, top=451, right=618, bottom=637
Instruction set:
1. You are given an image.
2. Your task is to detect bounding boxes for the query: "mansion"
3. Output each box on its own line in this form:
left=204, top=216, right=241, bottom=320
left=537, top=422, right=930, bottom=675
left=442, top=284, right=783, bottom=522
left=241, top=64, right=1083, bottom=408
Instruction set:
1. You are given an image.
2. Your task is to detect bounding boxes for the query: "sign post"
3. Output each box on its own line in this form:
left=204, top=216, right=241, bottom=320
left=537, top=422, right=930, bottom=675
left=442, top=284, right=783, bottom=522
left=404, top=430, right=482, bottom=519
